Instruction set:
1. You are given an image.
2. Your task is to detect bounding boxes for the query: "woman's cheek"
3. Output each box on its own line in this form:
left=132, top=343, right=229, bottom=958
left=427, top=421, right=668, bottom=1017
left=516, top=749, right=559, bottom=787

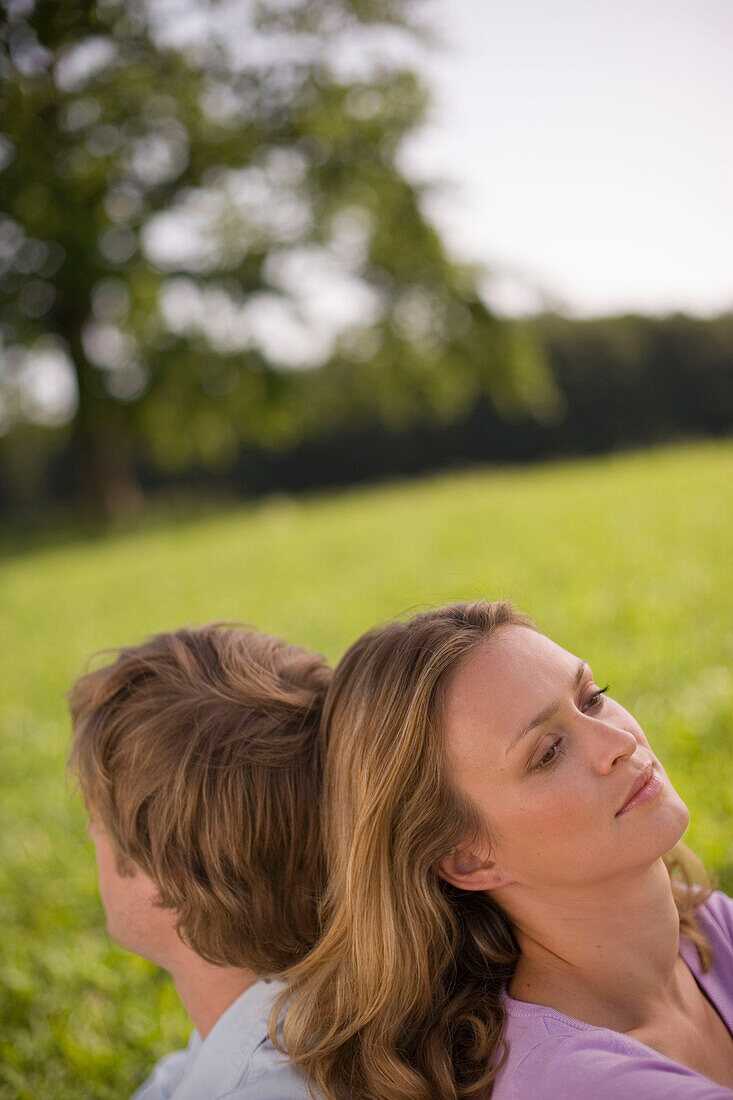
left=512, top=786, right=577, bottom=841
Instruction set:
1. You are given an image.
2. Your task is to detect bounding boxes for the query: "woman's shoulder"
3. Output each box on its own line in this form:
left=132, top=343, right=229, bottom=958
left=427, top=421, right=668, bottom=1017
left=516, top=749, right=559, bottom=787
left=493, top=1025, right=733, bottom=1099
left=495, top=1006, right=733, bottom=1099
left=495, top=953, right=733, bottom=1100
left=495, top=992, right=633, bottom=1097
left=696, top=889, right=733, bottom=945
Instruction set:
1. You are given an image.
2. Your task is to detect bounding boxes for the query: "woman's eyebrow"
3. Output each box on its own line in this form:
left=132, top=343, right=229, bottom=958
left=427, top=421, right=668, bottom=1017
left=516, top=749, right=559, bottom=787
left=505, top=659, right=588, bottom=758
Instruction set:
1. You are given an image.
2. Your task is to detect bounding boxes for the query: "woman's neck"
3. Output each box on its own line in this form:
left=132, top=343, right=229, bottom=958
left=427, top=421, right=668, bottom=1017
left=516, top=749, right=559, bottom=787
left=503, top=858, right=685, bottom=1032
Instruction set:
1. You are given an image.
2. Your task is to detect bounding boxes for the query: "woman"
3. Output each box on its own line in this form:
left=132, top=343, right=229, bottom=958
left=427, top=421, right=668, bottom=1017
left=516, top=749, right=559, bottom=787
left=277, top=601, right=733, bottom=1098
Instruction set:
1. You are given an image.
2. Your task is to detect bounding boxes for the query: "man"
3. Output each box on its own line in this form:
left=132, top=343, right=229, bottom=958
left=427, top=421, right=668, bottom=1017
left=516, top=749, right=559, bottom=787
left=68, top=624, right=331, bottom=1099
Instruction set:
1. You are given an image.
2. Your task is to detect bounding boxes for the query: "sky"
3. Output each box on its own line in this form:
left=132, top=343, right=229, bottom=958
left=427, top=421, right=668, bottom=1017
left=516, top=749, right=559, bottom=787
left=6, top=0, right=733, bottom=432
left=400, top=0, right=733, bottom=317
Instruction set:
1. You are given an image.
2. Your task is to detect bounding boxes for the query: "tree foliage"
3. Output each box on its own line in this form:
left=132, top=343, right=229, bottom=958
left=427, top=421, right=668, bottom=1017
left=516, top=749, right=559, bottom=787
left=0, top=0, right=555, bottom=514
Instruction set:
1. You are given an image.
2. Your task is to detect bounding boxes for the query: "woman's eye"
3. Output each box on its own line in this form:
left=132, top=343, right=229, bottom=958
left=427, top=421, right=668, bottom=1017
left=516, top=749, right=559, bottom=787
left=534, top=740, right=561, bottom=770
left=530, top=686, right=610, bottom=772
left=585, top=684, right=610, bottom=709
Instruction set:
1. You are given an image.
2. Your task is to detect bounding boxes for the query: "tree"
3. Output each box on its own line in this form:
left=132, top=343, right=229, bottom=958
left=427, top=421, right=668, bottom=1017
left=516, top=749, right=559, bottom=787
left=0, top=0, right=557, bottom=517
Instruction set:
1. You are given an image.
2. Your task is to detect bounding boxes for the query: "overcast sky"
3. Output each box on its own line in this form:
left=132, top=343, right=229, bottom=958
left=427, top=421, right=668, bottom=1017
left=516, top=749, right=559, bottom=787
left=401, top=0, right=733, bottom=316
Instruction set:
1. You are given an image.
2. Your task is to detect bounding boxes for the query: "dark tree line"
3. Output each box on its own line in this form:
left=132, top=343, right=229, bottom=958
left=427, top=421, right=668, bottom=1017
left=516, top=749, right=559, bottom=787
left=3, top=311, right=730, bottom=519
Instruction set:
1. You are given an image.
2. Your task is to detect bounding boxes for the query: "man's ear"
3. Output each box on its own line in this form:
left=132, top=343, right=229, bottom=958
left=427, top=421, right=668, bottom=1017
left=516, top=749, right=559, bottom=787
left=437, top=845, right=513, bottom=892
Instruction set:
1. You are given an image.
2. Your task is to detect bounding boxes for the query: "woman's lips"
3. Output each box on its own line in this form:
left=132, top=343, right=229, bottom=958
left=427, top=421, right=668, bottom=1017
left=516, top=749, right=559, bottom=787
left=616, top=766, right=663, bottom=816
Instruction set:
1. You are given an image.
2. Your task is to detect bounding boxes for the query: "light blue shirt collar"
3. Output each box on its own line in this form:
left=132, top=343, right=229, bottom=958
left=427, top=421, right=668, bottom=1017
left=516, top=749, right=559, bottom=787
left=132, top=977, right=296, bottom=1100
left=171, top=978, right=288, bottom=1100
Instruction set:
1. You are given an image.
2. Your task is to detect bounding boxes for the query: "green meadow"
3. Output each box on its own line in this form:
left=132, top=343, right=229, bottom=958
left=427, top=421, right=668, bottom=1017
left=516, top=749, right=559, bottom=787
left=1, top=439, right=732, bottom=1099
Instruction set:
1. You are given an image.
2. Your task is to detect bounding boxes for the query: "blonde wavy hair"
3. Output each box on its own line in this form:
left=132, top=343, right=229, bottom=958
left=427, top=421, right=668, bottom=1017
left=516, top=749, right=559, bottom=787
left=276, top=600, right=711, bottom=1100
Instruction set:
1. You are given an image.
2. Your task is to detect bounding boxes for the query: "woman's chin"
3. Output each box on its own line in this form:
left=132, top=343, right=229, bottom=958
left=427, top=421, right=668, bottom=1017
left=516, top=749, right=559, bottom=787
left=621, top=784, right=690, bottom=866
left=655, top=788, right=691, bottom=852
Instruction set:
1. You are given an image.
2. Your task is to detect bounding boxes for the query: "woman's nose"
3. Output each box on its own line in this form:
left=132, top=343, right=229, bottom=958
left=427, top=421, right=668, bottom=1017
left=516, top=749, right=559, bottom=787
left=587, top=718, right=638, bottom=773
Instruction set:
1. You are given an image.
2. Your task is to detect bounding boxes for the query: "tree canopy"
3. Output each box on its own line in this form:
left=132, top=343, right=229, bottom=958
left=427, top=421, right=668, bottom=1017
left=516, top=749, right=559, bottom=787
left=0, top=0, right=556, bottom=515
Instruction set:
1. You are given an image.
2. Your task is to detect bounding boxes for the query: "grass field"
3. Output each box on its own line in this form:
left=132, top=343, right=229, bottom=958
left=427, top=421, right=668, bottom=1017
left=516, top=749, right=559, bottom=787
left=1, top=439, right=732, bottom=1098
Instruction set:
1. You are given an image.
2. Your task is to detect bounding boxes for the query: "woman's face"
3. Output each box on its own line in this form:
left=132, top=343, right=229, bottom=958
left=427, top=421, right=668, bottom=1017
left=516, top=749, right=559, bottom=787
left=442, top=625, right=690, bottom=890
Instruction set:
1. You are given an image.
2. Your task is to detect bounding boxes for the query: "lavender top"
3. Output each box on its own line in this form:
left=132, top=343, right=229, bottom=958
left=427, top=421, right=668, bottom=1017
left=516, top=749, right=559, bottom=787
left=492, top=891, right=733, bottom=1098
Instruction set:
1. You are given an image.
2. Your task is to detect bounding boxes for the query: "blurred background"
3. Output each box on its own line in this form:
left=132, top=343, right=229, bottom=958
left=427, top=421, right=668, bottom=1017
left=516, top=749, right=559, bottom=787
left=1, top=0, right=731, bottom=523
left=1, top=1, right=731, bottom=1097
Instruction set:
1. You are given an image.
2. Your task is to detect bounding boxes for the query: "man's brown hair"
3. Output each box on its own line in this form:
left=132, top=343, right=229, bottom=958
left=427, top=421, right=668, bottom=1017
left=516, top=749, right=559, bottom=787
left=68, top=624, right=332, bottom=975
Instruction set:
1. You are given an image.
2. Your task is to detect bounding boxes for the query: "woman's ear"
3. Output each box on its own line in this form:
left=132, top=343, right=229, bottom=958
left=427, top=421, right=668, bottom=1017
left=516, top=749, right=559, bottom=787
left=437, top=845, right=513, bottom=892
